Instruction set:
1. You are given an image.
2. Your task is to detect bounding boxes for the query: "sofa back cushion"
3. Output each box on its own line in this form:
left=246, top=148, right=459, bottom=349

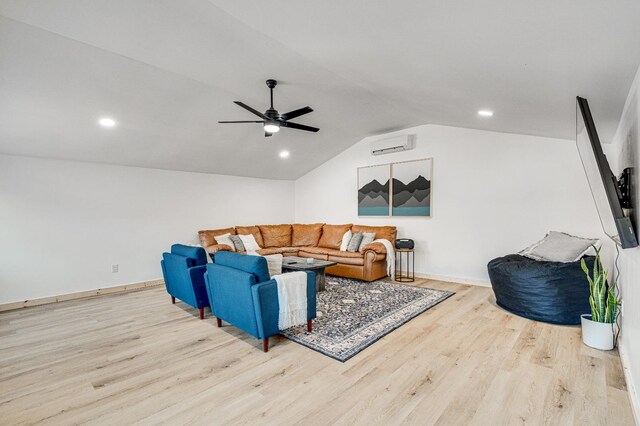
left=318, top=224, right=352, bottom=249
left=198, top=227, right=236, bottom=247
left=258, top=224, right=292, bottom=248
left=235, top=225, right=264, bottom=248
left=351, top=225, right=397, bottom=242
left=291, top=223, right=324, bottom=246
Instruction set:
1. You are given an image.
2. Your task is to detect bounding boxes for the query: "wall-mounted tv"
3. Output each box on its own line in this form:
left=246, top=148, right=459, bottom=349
left=576, top=96, right=637, bottom=248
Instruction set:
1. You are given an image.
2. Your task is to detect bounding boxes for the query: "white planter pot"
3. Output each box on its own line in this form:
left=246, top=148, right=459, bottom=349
left=581, top=314, right=614, bottom=350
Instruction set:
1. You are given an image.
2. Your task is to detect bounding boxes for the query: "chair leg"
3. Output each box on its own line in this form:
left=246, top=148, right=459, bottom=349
left=171, top=296, right=175, bottom=304
left=263, top=338, right=269, bottom=353
left=199, top=308, right=204, bottom=320
left=307, top=319, right=312, bottom=333
left=216, top=317, right=222, bottom=327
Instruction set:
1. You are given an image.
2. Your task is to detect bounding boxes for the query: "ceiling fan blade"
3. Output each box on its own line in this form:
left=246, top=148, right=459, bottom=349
left=280, top=106, right=313, bottom=121
left=265, top=132, right=272, bottom=138
left=234, top=101, right=268, bottom=120
left=218, top=120, right=264, bottom=123
left=281, top=121, right=319, bottom=132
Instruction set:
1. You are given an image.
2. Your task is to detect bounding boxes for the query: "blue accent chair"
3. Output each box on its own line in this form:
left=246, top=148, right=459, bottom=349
left=205, top=251, right=317, bottom=352
left=161, top=244, right=210, bottom=319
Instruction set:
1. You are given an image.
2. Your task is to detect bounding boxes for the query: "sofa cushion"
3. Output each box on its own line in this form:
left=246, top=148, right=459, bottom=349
left=259, top=224, right=292, bottom=247
left=323, top=248, right=365, bottom=258
left=198, top=227, right=236, bottom=247
left=351, top=225, right=397, bottom=243
left=297, top=246, right=332, bottom=255
left=358, top=232, right=376, bottom=251
left=205, top=244, right=234, bottom=255
left=318, top=224, right=352, bottom=249
left=292, top=223, right=324, bottom=246
left=298, top=251, right=329, bottom=261
left=328, top=255, right=364, bottom=266
left=279, top=247, right=300, bottom=255
left=236, top=225, right=264, bottom=247
left=229, top=235, right=245, bottom=252
left=256, top=247, right=286, bottom=256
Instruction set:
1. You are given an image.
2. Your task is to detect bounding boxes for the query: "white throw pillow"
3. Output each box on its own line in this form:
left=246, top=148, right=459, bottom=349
left=239, top=234, right=261, bottom=252
left=358, top=232, right=376, bottom=252
left=213, top=233, right=236, bottom=252
left=339, top=230, right=353, bottom=251
left=520, top=231, right=599, bottom=262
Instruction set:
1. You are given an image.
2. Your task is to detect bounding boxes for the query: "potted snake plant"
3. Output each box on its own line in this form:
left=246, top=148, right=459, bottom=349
left=580, top=247, right=620, bottom=350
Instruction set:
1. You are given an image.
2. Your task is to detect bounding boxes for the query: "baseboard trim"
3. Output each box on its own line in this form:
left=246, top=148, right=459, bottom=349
left=618, top=340, right=640, bottom=425
left=0, top=279, right=165, bottom=312
left=414, top=272, right=491, bottom=288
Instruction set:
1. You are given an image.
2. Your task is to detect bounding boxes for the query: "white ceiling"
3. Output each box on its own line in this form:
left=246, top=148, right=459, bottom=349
left=1, top=1, right=639, bottom=180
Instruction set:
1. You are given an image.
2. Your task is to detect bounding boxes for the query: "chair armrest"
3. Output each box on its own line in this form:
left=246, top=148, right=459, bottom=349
left=251, top=271, right=317, bottom=338
left=187, top=265, right=209, bottom=308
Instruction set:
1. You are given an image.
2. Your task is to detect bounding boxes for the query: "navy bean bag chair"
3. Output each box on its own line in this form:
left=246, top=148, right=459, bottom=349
left=487, top=254, right=593, bottom=325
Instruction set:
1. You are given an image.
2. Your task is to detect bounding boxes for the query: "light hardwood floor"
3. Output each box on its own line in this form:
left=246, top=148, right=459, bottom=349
left=0, top=279, right=635, bottom=425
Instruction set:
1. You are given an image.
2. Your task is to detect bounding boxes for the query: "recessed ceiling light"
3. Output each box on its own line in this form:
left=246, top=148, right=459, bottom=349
left=478, top=110, right=494, bottom=117
left=279, top=150, right=290, bottom=158
left=98, top=117, right=117, bottom=127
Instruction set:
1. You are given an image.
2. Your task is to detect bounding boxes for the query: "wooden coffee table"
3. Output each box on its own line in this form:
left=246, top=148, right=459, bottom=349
left=282, top=256, right=337, bottom=292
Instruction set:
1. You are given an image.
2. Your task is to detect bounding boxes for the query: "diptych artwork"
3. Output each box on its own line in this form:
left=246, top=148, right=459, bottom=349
left=391, top=159, right=432, bottom=217
left=357, top=159, right=432, bottom=217
left=357, top=164, right=390, bottom=216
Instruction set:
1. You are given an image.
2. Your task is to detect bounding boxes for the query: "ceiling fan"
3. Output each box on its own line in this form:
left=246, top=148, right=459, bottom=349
left=218, top=79, right=319, bottom=137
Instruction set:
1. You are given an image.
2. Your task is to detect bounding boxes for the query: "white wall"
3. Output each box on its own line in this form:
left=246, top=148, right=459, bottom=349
left=0, top=155, right=294, bottom=304
left=294, top=124, right=606, bottom=284
left=604, top=63, right=640, bottom=418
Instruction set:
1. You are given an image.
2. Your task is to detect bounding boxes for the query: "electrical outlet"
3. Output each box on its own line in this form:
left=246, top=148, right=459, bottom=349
left=111, top=264, right=119, bottom=273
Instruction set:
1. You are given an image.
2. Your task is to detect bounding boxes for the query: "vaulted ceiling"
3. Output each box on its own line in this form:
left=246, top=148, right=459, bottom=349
left=1, top=1, right=639, bottom=179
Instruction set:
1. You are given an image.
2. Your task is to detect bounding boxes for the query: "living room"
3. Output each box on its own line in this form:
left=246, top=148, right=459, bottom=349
left=1, top=1, right=640, bottom=424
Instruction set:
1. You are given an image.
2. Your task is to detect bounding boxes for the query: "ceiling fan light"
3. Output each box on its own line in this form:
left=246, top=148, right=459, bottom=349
left=264, top=122, right=280, bottom=133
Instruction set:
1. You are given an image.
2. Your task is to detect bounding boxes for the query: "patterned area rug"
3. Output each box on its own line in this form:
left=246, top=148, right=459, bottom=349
left=280, top=277, right=454, bottom=362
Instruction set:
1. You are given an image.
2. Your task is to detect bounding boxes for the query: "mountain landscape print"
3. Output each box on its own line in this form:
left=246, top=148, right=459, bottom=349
left=358, top=164, right=390, bottom=216
left=392, top=159, right=432, bottom=216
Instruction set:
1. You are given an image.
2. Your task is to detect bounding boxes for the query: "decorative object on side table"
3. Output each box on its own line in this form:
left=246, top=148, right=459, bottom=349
left=394, top=247, right=415, bottom=283
left=580, top=247, right=620, bottom=350
left=282, top=256, right=337, bottom=292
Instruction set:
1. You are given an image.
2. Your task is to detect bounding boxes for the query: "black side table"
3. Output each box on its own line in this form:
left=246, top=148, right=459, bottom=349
left=394, top=248, right=415, bottom=282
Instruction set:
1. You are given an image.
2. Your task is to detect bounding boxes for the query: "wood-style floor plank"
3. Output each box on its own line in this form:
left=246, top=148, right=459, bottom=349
left=0, top=280, right=634, bottom=425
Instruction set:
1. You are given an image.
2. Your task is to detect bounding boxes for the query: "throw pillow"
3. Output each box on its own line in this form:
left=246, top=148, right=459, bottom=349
left=213, top=233, right=236, bottom=252
left=239, top=234, right=261, bottom=252
left=520, top=231, right=599, bottom=262
left=339, top=230, right=353, bottom=251
left=229, top=235, right=246, bottom=252
left=347, top=232, right=363, bottom=252
left=358, top=232, right=376, bottom=252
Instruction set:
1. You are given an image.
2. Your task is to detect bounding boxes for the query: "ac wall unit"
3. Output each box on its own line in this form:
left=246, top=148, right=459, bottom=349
left=370, top=134, right=416, bottom=156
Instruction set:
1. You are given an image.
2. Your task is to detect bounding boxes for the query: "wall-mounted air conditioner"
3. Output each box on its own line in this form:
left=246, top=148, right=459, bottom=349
left=370, top=134, right=416, bottom=156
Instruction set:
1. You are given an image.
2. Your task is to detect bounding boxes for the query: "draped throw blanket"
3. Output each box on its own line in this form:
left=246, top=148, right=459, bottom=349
left=274, top=271, right=308, bottom=330
left=372, top=238, right=395, bottom=279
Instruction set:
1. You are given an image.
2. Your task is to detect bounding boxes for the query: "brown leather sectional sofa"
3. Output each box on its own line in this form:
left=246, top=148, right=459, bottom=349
left=198, top=224, right=397, bottom=282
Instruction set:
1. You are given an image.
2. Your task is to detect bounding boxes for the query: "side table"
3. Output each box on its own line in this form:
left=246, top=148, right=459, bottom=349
left=394, top=248, right=415, bottom=282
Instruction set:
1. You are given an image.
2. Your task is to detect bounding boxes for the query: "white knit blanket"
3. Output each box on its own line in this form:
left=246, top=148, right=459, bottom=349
left=273, top=271, right=308, bottom=330
left=372, top=238, right=395, bottom=279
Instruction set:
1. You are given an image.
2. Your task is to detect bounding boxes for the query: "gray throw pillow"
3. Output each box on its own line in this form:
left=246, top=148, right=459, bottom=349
left=358, top=232, right=376, bottom=252
left=229, top=235, right=246, bottom=252
left=347, top=232, right=363, bottom=252
left=520, top=231, right=598, bottom=262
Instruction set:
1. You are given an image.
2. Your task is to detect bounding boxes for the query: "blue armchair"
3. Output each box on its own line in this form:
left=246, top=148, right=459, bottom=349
left=161, top=244, right=209, bottom=319
left=205, top=251, right=317, bottom=352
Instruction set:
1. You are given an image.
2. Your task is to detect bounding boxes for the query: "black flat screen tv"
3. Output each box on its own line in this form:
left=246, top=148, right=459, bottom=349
left=576, top=96, right=638, bottom=248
